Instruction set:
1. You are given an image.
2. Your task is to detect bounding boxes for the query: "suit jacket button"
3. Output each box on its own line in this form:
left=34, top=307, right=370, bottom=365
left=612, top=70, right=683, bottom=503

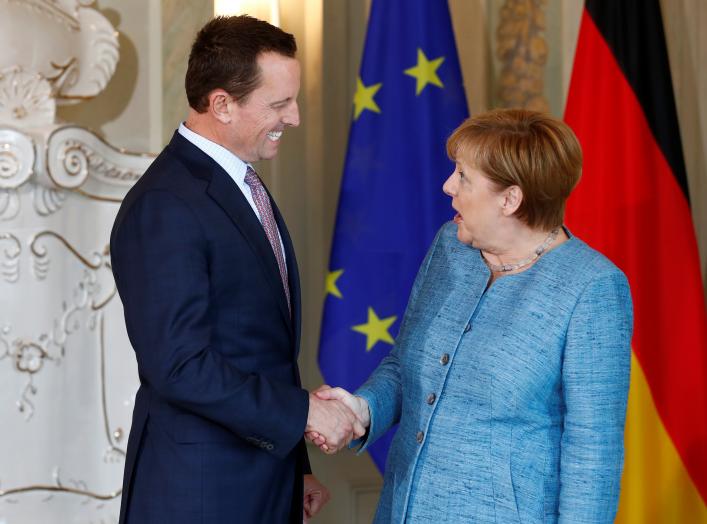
left=426, top=393, right=436, bottom=405
left=416, top=431, right=424, bottom=444
left=266, top=443, right=274, bottom=451
left=440, top=353, right=450, bottom=365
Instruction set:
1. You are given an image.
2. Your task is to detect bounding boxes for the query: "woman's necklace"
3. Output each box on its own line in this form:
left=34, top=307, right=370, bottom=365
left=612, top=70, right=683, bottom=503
left=482, top=227, right=560, bottom=273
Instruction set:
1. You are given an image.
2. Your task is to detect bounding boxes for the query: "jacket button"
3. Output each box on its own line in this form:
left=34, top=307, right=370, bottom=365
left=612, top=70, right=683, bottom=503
left=440, top=353, right=450, bottom=365
left=426, top=393, right=436, bottom=405
left=464, top=322, right=471, bottom=333
left=416, top=431, right=424, bottom=444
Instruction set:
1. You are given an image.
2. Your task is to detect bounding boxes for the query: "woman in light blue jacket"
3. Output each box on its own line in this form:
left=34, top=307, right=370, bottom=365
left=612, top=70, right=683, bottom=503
left=311, top=109, right=633, bottom=523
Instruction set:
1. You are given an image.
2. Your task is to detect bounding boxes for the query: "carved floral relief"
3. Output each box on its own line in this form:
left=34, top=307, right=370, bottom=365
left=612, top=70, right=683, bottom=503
left=0, top=1, right=153, bottom=520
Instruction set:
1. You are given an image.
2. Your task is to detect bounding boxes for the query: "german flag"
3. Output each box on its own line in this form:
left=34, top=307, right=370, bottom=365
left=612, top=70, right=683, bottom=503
left=564, top=1, right=707, bottom=521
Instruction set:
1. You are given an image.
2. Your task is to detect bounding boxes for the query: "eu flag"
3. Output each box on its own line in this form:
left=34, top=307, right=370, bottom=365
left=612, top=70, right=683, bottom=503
left=317, top=0, right=469, bottom=472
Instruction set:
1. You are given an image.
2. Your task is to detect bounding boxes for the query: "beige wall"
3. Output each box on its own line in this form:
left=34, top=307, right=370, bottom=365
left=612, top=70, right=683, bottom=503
left=67, top=1, right=706, bottom=522
left=660, top=0, right=707, bottom=289
left=162, top=1, right=214, bottom=145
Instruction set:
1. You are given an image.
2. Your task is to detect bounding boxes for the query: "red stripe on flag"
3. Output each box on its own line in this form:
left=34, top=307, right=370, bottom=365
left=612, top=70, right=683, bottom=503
left=565, top=10, right=707, bottom=503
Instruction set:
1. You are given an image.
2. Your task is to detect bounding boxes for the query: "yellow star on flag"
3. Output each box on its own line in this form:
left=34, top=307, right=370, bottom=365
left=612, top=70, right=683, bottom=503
left=404, top=48, right=445, bottom=95
left=352, top=307, right=398, bottom=352
left=353, top=77, right=382, bottom=120
left=325, top=269, right=344, bottom=299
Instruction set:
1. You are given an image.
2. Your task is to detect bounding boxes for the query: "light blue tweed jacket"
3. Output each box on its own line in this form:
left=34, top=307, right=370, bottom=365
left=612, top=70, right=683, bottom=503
left=356, top=222, right=633, bottom=523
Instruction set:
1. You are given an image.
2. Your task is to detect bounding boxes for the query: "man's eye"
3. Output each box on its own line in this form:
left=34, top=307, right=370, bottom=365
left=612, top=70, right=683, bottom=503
left=458, top=171, right=465, bottom=179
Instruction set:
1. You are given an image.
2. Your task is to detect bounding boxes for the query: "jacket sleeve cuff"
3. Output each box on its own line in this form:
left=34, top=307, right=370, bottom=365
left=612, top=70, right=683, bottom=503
left=351, top=389, right=387, bottom=454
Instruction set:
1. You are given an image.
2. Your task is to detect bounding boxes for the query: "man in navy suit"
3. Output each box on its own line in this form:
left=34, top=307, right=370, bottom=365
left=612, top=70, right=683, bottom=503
left=110, top=15, right=362, bottom=523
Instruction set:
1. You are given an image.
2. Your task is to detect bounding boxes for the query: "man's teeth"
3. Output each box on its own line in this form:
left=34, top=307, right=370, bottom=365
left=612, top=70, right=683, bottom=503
left=267, top=131, right=283, bottom=141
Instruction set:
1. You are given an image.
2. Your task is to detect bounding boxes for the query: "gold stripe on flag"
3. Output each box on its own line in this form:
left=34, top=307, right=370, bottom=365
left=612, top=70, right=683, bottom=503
left=616, top=354, right=707, bottom=522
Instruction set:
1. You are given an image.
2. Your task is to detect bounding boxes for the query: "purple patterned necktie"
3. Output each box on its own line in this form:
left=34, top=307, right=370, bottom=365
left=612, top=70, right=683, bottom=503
left=244, top=167, right=290, bottom=312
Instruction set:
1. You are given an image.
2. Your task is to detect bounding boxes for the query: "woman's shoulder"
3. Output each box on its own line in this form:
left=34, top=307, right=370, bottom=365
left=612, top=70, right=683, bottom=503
left=532, top=236, right=632, bottom=320
left=551, top=234, right=629, bottom=287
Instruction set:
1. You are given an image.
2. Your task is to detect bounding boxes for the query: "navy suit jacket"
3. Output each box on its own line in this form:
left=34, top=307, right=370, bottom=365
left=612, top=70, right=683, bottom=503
left=110, top=132, right=310, bottom=523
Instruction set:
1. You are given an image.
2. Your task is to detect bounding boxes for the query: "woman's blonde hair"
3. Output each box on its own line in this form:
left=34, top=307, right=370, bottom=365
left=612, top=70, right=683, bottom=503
left=446, top=108, right=583, bottom=230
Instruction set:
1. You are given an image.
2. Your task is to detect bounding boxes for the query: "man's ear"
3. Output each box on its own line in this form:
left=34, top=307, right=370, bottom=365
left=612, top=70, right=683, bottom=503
left=208, top=89, right=232, bottom=124
left=501, top=185, right=523, bottom=216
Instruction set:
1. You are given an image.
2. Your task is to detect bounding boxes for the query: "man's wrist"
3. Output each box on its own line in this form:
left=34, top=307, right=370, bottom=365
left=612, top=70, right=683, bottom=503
left=304, top=392, right=317, bottom=432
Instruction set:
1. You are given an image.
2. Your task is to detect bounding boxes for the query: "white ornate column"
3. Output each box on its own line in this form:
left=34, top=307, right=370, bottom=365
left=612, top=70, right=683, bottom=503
left=0, top=1, right=153, bottom=521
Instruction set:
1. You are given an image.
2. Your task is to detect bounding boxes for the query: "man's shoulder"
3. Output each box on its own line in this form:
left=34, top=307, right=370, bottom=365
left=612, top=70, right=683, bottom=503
left=128, top=144, right=206, bottom=198
left=111, top=144, right=209, bottom=235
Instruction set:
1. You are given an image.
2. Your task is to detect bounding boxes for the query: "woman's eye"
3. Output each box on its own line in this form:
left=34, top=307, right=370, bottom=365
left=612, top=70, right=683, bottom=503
left=459, top=171, right=465, bottom=180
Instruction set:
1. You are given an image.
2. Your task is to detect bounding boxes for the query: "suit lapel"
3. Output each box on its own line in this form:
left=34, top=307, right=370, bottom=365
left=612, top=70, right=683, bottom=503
left=208, top=170, right=293, bottom=332
left=270, top=195, right=301, bottom=355
left=167, top=133, right=293, bottom=332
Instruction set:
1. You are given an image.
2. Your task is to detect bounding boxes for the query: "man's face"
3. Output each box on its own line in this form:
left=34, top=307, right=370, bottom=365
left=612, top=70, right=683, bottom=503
left=226, top=52, right=301, bottom=162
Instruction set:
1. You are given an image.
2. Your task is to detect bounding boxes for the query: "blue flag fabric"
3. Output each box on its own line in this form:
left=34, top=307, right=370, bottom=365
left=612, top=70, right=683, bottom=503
left=317, top=0, right=469, bottom=472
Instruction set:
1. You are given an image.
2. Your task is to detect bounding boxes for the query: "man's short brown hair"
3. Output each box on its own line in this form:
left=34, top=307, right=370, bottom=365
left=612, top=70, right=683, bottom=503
left=186, top=15, right=297, bottom=113
left=446, top=108, right=583, bottom=230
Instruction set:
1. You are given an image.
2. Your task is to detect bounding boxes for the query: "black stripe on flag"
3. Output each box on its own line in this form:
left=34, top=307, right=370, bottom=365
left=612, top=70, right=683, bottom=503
left=585, top=0, right=690, bottom=203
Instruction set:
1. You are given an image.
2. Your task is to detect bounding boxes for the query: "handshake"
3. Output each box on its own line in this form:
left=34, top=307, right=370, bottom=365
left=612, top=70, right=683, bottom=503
left=304, top=385, right=371, bottom=454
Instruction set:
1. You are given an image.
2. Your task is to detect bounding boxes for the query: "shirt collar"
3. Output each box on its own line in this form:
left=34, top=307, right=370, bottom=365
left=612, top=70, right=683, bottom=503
left=178, top=122, right=251, bottom=185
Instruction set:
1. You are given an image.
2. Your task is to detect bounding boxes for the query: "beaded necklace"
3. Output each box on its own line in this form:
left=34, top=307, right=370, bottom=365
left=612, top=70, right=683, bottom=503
left=482, top=227, right=560, bottom=273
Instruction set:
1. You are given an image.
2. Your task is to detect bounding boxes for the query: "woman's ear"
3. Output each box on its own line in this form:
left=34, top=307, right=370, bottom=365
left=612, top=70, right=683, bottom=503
left=502, top=185, right=523, bottom=216
left=208, top=89, right=232, bottom=124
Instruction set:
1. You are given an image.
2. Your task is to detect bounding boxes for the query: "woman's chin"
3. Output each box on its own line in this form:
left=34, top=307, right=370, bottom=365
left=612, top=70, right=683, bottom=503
left=455, top=227, right=473, bottom=246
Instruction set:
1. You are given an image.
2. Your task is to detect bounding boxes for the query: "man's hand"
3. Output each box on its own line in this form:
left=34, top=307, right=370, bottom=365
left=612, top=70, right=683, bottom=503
left=303, top=474, right=330, bottom=522
left=306, top=385, right=371, bottom=453
left=305, top=389, right=365, bottom=454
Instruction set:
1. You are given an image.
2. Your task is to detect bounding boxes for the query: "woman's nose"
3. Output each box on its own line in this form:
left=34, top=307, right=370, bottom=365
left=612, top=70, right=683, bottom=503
left=442, top=173, right=456, bottom=196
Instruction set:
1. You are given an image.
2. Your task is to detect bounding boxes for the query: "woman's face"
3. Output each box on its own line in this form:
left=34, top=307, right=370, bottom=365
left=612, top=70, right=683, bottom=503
left=442, top=158, right=505, bottom=248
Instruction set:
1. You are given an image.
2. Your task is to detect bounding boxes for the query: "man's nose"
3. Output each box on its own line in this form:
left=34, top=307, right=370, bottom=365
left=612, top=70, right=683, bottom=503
left=284, top=101, right=300, bottom=127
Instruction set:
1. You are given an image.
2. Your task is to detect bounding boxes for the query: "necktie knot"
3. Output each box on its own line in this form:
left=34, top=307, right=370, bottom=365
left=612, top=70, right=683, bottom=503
left=244, top=166, right=260, bottom=188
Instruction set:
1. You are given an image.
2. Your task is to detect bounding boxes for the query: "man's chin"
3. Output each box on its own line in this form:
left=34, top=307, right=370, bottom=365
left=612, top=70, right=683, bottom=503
left=259, top=148, right=279, bottom=161
left=263, top=140, right=282, bottom=156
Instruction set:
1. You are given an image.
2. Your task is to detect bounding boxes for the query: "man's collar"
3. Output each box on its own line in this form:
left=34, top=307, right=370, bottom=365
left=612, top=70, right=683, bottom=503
left=177, top=122, right=251, bottom=184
